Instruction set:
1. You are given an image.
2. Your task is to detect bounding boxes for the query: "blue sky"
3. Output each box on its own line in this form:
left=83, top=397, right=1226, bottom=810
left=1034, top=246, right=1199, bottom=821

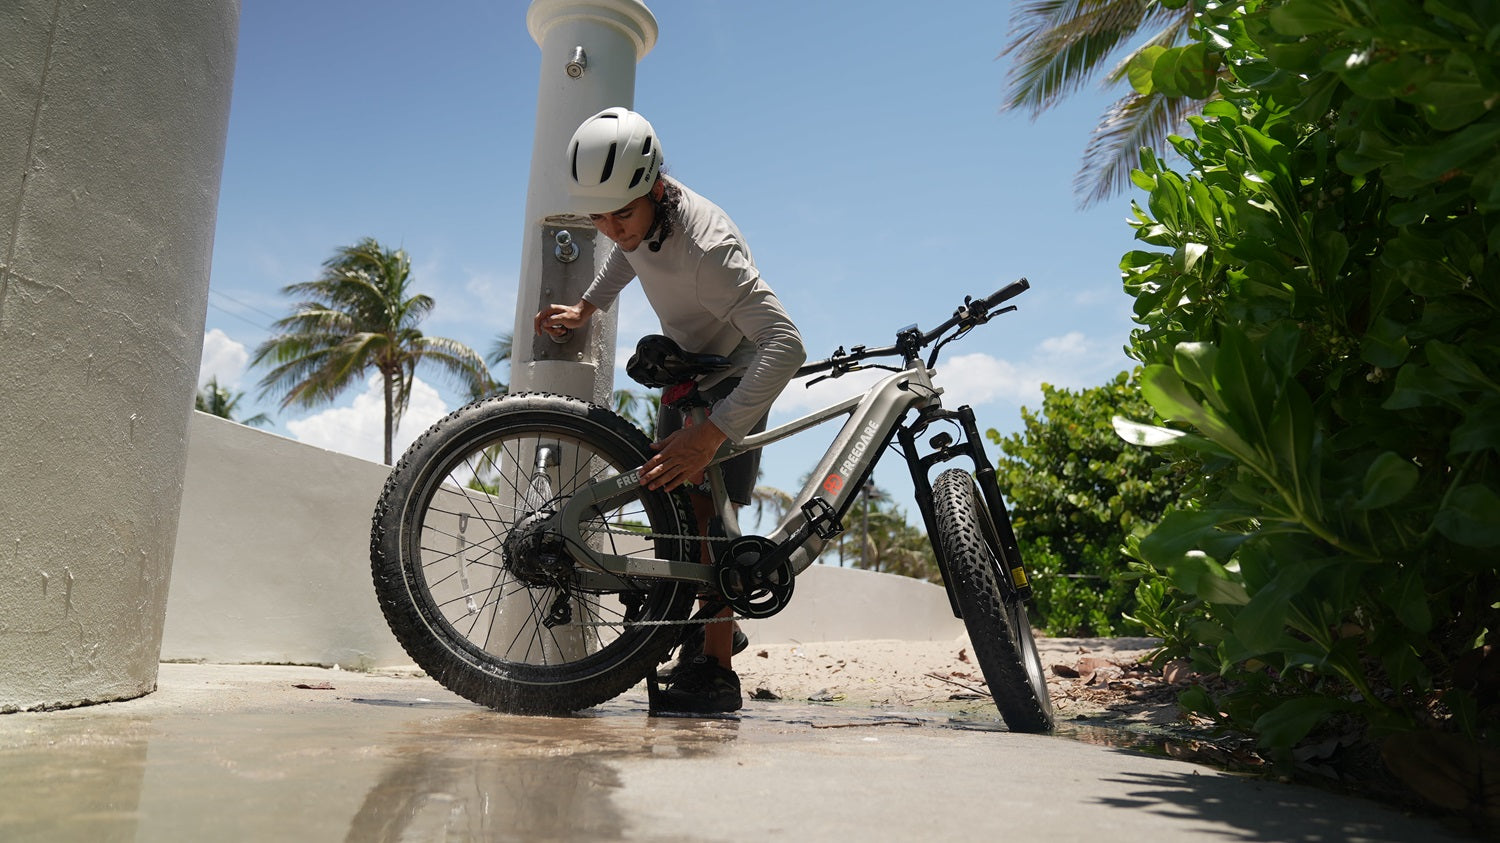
left=201, top=0, right=1149, bottom=529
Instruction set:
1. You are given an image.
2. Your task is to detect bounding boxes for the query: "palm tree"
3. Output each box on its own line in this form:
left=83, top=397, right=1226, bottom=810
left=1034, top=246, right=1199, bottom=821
left=483, top=332, right=513, bottom=399
left=253, top=238, right=493, bottom=464
left=999, top=0, right=1200, bottom=206
left=195, top=376, right=271, bottom=427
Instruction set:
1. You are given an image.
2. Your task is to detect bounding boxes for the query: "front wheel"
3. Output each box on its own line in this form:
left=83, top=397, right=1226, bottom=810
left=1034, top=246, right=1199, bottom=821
left=369, top=392, right=696, bottom=715
left=932, top=469, right=1055, bottom=733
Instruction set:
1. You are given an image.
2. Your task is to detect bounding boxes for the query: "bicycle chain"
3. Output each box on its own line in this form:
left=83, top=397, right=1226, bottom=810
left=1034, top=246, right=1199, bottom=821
left=570, top=615, right=742, bottom=628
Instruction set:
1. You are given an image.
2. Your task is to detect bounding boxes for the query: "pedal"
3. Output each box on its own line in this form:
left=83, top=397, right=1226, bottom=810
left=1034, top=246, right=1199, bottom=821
left=801, top=497, right=843, bottom=539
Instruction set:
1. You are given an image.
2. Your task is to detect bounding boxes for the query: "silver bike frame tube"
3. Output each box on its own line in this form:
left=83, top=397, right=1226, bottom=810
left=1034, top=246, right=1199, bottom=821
left=754, top=362, right=940, bottom=573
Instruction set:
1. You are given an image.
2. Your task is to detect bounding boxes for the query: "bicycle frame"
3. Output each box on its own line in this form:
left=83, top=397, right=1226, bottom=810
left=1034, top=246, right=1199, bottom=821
left=553, top=359, right=936, bottom=586
left=545, top=276, right=1038, bottom=614
left=553, top=352, right=1031, bottom=605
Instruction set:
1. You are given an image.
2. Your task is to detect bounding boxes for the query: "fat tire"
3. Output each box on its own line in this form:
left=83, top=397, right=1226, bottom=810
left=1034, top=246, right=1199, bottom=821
left=370, top=392, right=695, bottom=714
left=932, top=468, right=1055, bottom=733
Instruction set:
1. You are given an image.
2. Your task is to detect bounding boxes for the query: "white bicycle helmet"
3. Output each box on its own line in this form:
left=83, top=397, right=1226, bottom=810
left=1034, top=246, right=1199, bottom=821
left=566, top=107, right=662, bottom=215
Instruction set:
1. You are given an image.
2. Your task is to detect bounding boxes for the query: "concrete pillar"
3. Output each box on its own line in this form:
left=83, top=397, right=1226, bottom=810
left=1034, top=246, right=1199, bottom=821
left=485, top=1, right=657, bottom=662
left=509, top=0, right=658, bottom=401
left=0, top=0, right=239, bottom=710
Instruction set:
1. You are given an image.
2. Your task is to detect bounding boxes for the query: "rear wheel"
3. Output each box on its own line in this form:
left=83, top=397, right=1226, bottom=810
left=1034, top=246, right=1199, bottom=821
left=932, top=468, right=1054, bottom=732
left=370, top=393, right=695, bottom=714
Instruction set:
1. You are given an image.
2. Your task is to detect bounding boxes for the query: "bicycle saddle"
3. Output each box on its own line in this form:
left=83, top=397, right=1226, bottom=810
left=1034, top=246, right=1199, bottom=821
left=626, top=335, right=732, bottom=388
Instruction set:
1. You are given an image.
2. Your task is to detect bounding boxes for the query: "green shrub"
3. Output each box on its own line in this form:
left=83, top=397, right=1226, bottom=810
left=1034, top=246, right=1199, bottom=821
left=1116, top=0, right=1500, bottom=756
left=989, top=372, right=1178, bottom=636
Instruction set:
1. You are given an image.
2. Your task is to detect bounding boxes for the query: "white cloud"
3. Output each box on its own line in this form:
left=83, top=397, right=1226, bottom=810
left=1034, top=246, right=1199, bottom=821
left=199, top=329, right=249, bottom=388
left=1039, top=331, right=1089, bottom=357
left=936, top=352, right=1041, bottom=407
left=772, top=368, right=887, bottom=416
left=286, top=374, right=450, bottom=463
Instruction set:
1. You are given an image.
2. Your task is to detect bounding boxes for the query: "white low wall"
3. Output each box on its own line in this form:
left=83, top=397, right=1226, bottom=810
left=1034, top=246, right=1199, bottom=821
left=162, top=413, right=964, bottom=668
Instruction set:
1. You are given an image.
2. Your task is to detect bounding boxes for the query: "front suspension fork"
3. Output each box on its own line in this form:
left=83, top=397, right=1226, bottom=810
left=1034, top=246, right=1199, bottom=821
left=900, top=405, right=1034, bottom=610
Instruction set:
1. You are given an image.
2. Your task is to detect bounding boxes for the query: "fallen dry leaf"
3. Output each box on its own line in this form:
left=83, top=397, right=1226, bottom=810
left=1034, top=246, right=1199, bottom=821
left=1162, top=659, right=1194, bottom=685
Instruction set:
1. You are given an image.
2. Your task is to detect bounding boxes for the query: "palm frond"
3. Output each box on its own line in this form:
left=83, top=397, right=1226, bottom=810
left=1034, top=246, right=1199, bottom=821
left=487, top=332, right=513, bottom=369
left=409, top=335, right=494, bottom=395
left=1075, top=89, right=1202, bottom=206
left=1001, top=0, right=1164, bottom=117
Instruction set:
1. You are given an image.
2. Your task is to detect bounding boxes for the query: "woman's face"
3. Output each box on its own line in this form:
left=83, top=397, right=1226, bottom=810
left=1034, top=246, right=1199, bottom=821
left=588, top=185, right=659, bottom=252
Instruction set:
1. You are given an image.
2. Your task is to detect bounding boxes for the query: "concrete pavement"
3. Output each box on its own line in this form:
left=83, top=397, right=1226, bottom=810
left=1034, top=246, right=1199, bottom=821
left=0, top=663, right=1457, bottom=842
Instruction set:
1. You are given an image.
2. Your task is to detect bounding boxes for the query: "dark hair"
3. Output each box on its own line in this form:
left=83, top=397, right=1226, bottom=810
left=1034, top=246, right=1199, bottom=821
left=647, top=173, right=681, bottom=252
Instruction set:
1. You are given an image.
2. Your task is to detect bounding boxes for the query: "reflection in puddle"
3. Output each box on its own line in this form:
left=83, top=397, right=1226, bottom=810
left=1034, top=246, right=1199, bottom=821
left=344, top=705, right=740, bottom=841
left=0, top=717, right=151, bottom=842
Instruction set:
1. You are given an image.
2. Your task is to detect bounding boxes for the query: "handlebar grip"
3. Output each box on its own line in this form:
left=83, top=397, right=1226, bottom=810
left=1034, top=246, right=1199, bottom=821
left=981, top=278, right=1030, bottom=310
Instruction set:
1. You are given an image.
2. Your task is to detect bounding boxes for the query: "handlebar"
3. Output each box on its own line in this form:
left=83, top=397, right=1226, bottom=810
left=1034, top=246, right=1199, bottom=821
left=795, top=278, right=1030, bottom=382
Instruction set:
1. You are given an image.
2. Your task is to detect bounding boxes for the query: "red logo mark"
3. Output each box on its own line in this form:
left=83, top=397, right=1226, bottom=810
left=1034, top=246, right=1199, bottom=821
left=822, top=474, right=844, bottom=495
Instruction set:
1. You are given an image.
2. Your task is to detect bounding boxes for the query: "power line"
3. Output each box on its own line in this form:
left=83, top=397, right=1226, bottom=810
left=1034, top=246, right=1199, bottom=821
left=208, top=287, right=281, bottom=324
left=206, top=298, right=270, bottom=332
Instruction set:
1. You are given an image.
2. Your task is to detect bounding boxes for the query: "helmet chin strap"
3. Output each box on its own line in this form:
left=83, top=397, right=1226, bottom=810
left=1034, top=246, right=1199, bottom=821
left=644, top=189, right=670, bottom=252
left=645, top=205, right=666, bottom=252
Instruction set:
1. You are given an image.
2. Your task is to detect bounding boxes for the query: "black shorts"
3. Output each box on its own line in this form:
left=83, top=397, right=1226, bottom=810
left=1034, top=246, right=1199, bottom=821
left=657, top=378, right=767, bottom=506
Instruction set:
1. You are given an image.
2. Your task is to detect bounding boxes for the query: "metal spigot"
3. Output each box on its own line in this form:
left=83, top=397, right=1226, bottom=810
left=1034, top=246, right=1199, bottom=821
left=554, top=229, right=579, bottom=263
left=565, top=46, right=587, bottom=78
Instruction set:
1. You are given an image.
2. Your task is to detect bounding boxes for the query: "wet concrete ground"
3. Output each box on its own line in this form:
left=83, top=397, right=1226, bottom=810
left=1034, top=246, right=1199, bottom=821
left=0, top=664, right=1457, bottom=842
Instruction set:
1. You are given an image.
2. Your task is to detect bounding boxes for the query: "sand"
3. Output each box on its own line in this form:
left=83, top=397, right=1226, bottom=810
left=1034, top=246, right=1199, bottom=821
left=729, top=634, right=1176, bottom=724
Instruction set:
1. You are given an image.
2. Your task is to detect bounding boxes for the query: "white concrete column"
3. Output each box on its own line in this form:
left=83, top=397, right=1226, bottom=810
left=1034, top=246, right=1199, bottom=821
left=509, top=0, right=658, bottom=401
left=0, top=0, right=239, bottom=710
left=487, top=1, right=657, bottom=663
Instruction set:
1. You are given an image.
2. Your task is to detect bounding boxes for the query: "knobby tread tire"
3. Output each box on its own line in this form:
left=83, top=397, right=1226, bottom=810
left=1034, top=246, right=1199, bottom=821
left=369, top=392, right=695, bottom=715
left=932, top=468, right=1055, bottom=733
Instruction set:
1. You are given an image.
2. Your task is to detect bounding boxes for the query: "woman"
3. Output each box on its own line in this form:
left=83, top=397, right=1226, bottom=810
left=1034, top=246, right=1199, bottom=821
left=535, top=107, right=805, bottom=713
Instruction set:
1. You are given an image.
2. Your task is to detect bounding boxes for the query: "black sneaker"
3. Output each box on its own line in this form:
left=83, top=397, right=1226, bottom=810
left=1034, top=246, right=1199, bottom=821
left=661, top=622, right=749, bottom=681
left=655, top=655, right=742, bottom=714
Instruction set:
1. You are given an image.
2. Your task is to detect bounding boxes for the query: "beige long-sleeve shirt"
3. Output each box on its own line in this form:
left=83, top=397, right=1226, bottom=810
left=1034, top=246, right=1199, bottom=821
left=582, top=179, right=805, bottom=443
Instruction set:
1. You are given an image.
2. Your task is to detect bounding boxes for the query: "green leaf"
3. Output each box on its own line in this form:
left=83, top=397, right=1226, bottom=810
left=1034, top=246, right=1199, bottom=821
left=1354, top=452, right=1418, bottom=510
left=1450, top=399, right=1500, bottom=455
left=1179, top=685, right=1218, bottom=717
left=1383, top=364, right=1466, bottom=410
left=1427, top=341, right=1499, bottom=392
left=1253, top=696, right=1346, bottom=750
left=1138, top=509, right=1250, bottom=570
left=1172, top=551, right=1251, bottom=605
left=1434, top=484, right=1500, bottom=547
left=1268, top=0, right=1350, bottom=35
left=1151, top=46, right=1187, bottom=98
left=1172, top=343, right=1223, bottom=406
left=1111, top=416, right=1186, bottom=447
left=1128, top=46, right=1167, bottom=96
left=1402, top=121, right=1500, bottom=183
left=1359, top=316, right=1411, bottom=368
left=1177, top=241, right=1210, bottom=275
left=1267, top=381, right=1314, bottom=484
left=1237, top=125, right=1292, bottom=183
left=1142, top=365, right=1260, bottom=463
left=1384, top=564, right=1432, bottom=634
left=1179, top=44, right=1222, bottom=101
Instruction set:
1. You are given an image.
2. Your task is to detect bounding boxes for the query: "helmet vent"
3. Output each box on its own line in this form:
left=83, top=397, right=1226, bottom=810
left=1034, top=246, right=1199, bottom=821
left=599, top=142, right=617, bottom=183
left=628, top=167, right=645, bottom=189
left=641, top=137, right=653, bottom=155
